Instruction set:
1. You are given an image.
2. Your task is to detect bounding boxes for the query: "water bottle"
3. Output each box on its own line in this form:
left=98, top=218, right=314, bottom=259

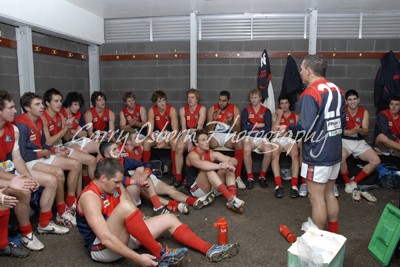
left=214, top=216, right=228, bottom=244
left=279, top=224, right=297, bottom=243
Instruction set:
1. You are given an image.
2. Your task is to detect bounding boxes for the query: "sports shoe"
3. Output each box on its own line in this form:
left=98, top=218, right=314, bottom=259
left=56, top=210, right=77, bottom=228
left=37, top=221, right=70, bottom=235
left=176, top=183, right=189, bottom=195
left=333, top=184, right=339, bottom=197
left=157, top=246, right=188, bottom=266
left=360, top=191, right=377, bottom=204
left=299, top=183, right=307, bottom=197
left=68, top=203, right=76, bottom=215
left=274, top=186, right=284, bottom=198
left=226, top=196, right=245, bottom=214
left=352, top=188, right=361, bottom=202
left=177, top=202, right=190, bottom=215
left=153, top=206, right=171, bottom=216
left=0, top=243, right=30, bottom=258
left=206, top=243, right=240, bottom=262
left=345, top=181, right=357, bottom=194
left=259, top=178, right=268, bottom=188
left=193, top=191, right=215, bottom=210
left=20, top=233, right=44, bottom=251
left=235, top=177, right=246, bottom=190
left=246, top=179, right=254, bottom=190
left=290, top=186, right=299, bottom=198
left=171, top=176, right=182, bottom=188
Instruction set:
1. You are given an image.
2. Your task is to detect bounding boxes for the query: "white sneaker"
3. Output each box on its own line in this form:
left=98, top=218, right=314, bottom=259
left=361, top=191, right=377, bottom=204
left=299, top=183, right=308, bottom=197
left=177, top=202, right=190, bottom=215
left=345, top=181, right=357, bottom=194
left=235, top=177, right=246, bottom=190
left=68, top=203, right=76, bottom=216
left=226, top=196, right=245, bottom=214
left=20, top=232, right=44, bottom=251
left=56, top=210, right=77, bottom=228
left=37, top=221, right=70, bottom=235
left=333, top=184, right=339, bottom=197
left=352, top=188, right=361, bottom=202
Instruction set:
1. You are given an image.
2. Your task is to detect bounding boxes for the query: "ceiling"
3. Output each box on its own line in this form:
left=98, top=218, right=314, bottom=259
left=66, top=0, right=400, bottom=19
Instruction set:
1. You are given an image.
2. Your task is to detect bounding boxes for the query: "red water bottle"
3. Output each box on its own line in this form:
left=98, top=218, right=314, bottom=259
left=279, top=224, right=297, bottom=243
left=214, top=216, right=228, bottom=244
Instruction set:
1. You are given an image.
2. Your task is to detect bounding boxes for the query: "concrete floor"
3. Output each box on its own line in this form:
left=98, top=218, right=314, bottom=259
left=0, top=177, right=399, bottom=267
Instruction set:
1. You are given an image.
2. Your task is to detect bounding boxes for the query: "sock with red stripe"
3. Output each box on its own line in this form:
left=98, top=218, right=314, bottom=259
left=125, top=209, right=162, bottom=258
left=247, top=173, right=254, bottom=180
left=301, top=177, right=306, bottom=184
left=259, top=171, right=266, bottom=179
left=173, top=224, right=212, bottom=254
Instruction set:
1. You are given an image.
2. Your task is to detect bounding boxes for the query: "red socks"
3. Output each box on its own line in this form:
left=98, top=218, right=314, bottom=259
left=39, top=210, right=53, bottom=228
left=227, top=185, right=237, bottom=196
left=0, top=209, right=10, bottom=249
left=234, top=149, right=244, bottom=177
left=341, top=169, right=351, bottom=184
left=291, top=177, right=298, bottom=187
left=150, top=195, right=163, bottom=210
left=328, top=221, right=339, bottom=234
left=19, top=223, right=33, bottom=237
left=125, top=209, right=162, bottom=258
left=185, top=197, right=197, bottom=206
left=274, top=176, right=283, bottom=187
left=56, top=203, right=67, bottom=216
left=173, top=224, right=212, bottom=254
left=171, top=150, right=176, bottom=175
left=247, top=173, right=254, bottom=180
left=65, top=194, right=76, bottom=208
left=353, top=169, right=368, bottom=183
left=175, top=173, right=182, bottom=182
left=217, top=184, right=234, bottom=201
left=260, top=171, right=266, bottom=178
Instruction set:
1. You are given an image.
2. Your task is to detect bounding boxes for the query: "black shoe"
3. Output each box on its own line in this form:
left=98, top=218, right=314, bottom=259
left=259, top=178, right=268, bottom=188
left=153, top=206, right=171, bottom=216
left=246, top=179, right=254, bottom=189
left=170, top=176, right=182, bottom=187
left=176, top=183, right=189, bottom=195
left=290, top=187, right=299, bottom=198
left=0, top=243, right=30, bottom=258
left=274, top=186, right=284, bottom=198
